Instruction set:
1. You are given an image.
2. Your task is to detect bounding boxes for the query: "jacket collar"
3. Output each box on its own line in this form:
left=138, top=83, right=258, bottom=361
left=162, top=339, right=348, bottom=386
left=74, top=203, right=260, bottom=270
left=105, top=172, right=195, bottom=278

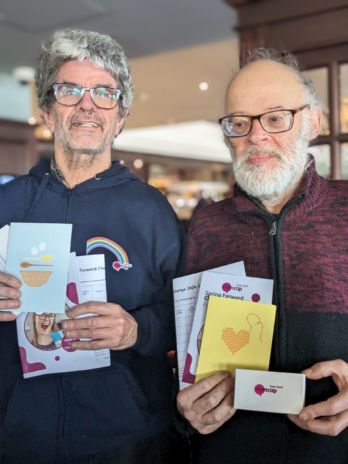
left=232, top=155, right=328, bottom=217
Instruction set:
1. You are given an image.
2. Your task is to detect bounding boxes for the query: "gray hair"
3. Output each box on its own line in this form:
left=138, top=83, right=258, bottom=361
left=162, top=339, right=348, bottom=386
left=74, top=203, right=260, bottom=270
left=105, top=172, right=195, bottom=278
left=35, top=29, right=134, bottom=116
left=241, top=47, right=319, bottom=108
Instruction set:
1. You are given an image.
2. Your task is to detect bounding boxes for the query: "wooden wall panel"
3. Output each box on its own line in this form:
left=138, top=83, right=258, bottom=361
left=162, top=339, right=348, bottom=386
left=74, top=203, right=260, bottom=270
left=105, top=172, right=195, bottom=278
left=0, top=119, right=38, bottom=175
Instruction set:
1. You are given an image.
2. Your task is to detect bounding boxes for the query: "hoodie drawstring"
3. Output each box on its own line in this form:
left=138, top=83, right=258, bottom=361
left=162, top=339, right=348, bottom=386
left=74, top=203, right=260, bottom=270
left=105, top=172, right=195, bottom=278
left=24, top=172, right=50, bottom=221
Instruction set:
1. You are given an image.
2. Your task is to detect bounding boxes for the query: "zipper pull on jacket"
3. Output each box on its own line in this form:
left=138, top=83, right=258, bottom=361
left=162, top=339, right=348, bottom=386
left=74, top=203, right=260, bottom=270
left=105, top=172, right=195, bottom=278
left=269, top=221, right=277, bottom=236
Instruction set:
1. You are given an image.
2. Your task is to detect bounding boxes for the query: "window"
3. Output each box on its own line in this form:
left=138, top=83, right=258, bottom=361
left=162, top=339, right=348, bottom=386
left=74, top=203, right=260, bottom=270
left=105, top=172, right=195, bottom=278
left=309, top=145, right=330, bottom=178
left=341, top=143, right=348, bottom=179
left=303, top=67, right=329, bottom=136
left=340, top=64, right=348, bottom=134
left=302, top=61, right=348, bottom=179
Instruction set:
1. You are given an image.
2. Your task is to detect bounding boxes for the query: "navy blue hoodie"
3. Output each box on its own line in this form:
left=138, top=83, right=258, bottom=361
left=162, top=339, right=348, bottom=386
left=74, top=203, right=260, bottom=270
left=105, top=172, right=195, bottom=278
left=0, top=159, right=185, bottom=464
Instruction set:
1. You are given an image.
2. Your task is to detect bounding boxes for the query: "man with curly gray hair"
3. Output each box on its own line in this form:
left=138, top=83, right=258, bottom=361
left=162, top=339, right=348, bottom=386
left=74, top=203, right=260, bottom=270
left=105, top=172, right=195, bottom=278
left=36, top=29, right=134, bottom=116
left=0, top=29, right=186, bottom=463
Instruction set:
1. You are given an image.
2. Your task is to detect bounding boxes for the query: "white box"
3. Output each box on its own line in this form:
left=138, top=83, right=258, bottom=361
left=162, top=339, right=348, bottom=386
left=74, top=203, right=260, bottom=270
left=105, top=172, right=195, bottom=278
left=234, top=369, right=306, bottom=414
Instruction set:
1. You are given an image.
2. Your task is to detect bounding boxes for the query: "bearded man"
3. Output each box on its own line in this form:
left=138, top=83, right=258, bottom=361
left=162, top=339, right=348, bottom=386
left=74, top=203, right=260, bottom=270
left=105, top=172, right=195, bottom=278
left=176, top=48, right=348, bottom=464
left=0, top=29, right=185, bottom=464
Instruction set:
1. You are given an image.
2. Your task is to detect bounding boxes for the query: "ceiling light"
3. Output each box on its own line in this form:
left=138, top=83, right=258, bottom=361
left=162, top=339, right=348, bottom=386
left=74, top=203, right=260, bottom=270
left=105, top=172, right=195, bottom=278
left=139, top=92, right=149, bottom=102
left=13, top=66, right=35, bottom=84
left=133, top=159, right=144, bottom=169
left=175, top=198, right=185, bottom=208
left=82, top=0, right=107, bottom=13
left=199, top=82, right=209, bottom=91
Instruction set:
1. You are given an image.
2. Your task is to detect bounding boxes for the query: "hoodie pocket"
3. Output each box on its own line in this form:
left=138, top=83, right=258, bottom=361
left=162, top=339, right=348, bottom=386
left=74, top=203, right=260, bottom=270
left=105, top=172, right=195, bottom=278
left=3, top=367, right=154, bottom=463
left=63, top=366, right=154, bottom=459
left=4, top=376, right=61, bottom=463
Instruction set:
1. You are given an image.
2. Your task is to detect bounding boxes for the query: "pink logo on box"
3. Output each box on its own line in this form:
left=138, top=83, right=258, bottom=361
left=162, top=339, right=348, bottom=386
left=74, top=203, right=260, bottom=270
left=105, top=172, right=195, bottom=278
left=254, top=383, right=279, bottom=396
left=254, top=384, right=266, bottom=396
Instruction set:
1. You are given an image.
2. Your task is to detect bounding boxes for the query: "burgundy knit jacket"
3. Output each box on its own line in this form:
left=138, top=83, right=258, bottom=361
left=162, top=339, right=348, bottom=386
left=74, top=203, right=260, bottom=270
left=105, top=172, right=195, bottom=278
left=187, top=160, right=348, bottom=463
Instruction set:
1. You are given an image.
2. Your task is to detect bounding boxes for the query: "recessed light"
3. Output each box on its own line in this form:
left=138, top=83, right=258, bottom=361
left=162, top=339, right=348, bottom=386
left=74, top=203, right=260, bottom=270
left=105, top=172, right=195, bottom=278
left=199, top=82, right=209, bottom=91
left=13, top=66, right=35, bottom=84
left=133, top=159, right=144, bottom=169
left=139, top=92, right=149, bottom=102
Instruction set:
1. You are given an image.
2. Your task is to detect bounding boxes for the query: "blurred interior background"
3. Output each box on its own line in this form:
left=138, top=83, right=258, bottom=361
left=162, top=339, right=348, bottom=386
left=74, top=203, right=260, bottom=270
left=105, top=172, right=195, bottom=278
left=0, top=0, right=347, bottom=222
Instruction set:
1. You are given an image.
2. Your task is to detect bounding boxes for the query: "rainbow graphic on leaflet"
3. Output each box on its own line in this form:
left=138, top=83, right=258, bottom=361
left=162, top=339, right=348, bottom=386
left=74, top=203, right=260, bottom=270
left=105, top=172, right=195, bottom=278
left=86, top=237, right=133, bottom=271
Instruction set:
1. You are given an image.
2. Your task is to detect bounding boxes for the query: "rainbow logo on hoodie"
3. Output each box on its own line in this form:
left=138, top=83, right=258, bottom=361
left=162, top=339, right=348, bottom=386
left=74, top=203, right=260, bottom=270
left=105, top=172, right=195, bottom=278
left=86, top=237, right=133, bottom=271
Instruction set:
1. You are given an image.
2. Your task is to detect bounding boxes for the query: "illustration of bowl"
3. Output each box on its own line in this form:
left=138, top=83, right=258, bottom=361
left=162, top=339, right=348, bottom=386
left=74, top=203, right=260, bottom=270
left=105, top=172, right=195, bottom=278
left=20, top=270, right=53, bottom=287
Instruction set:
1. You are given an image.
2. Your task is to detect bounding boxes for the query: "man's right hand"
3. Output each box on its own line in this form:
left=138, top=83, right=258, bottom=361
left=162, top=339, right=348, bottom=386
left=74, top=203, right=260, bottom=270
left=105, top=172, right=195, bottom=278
left=177, top=371, right=236, bottom=434
left=0, top=272, right=21, bottom=321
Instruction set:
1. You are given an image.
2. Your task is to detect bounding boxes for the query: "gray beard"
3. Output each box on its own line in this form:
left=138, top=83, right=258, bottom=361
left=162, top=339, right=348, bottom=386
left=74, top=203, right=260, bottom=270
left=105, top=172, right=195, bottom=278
left=229, top=131, right=311, bottom=201
left=52, top=110, right=111, bottom=158
left=56, top=134, right=109, bottom=158
left=63, top=146, right=104, bottom=156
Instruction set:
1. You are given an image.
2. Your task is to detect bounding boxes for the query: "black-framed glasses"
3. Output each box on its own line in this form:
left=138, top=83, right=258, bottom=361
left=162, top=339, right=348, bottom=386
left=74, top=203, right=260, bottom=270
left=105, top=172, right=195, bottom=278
left=36, top=313, right=55, bottom=320
left=219, top=104, right=310, bottom=138
left=52, top=83, right=122, bottom=109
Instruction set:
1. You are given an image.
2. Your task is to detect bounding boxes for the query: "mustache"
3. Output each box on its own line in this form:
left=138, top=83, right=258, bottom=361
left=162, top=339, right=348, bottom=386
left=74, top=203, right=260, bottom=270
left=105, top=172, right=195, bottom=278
left=231, top=146, right=282, bottom=170
left=241, top=146, right=282, bottom=160
left=69, top=112, right=104, bottom=127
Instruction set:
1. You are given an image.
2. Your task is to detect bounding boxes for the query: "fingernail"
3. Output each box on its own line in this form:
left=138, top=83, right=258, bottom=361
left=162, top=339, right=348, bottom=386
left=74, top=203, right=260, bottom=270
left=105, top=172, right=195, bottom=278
left=10, top=290, right=20, bottom=299
left=8, top=301, right=20, bottom=309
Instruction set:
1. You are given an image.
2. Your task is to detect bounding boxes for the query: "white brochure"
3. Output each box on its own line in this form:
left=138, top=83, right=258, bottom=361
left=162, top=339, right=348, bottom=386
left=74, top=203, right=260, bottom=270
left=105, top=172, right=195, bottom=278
left=16, top=253, right=110, bottom=378
left=0, top=224, right=9, bottom=271
left=173, top=262, right=246, bottom=390
left=182, top=271, right=273, bottom=385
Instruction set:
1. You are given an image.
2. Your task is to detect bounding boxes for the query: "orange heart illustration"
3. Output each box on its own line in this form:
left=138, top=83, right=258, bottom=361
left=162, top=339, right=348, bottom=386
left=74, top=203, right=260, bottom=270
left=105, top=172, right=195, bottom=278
left=222, top=327, right=250, bottom=354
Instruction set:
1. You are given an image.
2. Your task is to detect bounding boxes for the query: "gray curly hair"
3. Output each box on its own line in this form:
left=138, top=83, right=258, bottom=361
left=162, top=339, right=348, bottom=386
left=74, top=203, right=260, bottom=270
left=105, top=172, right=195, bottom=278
left=35, top=29, right=134, bottom=116
left=240, top=47, right=319, bottom=108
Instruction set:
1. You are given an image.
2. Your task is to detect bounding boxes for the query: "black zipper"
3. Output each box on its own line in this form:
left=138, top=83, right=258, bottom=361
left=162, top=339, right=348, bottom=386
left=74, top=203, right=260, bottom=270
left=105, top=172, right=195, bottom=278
left=272, top=195, right=304, bottom=368
left=241, top=193, right=305, bottom=369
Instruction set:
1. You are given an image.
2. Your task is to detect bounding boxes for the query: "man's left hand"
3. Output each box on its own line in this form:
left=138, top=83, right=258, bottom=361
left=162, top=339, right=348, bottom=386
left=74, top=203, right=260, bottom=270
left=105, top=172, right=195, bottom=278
left=288, top=359, right=348, bottom=436
left=62, top=301, right=138, bottom=350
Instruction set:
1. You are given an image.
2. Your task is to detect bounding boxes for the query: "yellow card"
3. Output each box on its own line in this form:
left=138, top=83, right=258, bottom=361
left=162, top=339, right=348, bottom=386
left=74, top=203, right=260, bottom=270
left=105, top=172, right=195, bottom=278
left=196, top=296, right=276, bottom=381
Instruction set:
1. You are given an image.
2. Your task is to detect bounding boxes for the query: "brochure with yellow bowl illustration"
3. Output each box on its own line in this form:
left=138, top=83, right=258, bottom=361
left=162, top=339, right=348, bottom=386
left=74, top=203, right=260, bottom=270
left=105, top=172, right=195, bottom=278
left=196, top=296, right=276, bottom=381
left=5, top=222, right=72, bottom=313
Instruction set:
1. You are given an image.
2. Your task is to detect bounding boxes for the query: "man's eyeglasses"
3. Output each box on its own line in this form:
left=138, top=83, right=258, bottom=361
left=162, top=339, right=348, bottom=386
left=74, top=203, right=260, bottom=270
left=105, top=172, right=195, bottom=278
left=52, top=83, right=122, bottom=109
left=36, top=313, right=55, bottom=320
left=219, top=104, right=310, bottom=138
